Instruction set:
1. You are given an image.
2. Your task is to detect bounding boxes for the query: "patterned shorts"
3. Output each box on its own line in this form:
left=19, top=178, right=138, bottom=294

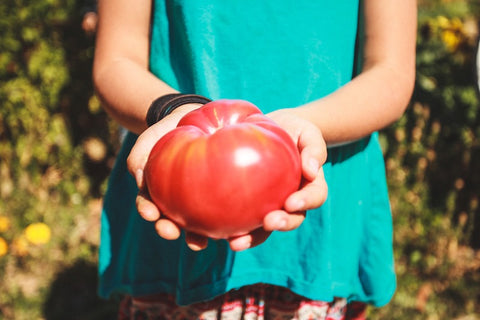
left=118, top=284, right=367, bottom=320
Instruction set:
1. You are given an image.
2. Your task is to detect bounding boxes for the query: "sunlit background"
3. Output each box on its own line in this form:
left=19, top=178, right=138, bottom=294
left=0, top=0, right=479, bottom=319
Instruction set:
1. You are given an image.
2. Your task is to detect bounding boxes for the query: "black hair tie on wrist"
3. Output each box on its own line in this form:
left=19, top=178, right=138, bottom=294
left=146, top=93, right=212, bottom=127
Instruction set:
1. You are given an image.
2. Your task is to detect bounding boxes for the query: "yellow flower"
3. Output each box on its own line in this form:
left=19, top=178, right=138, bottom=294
left=0, top=237, right=8, bottom=257
left=441, top=29, right=461, bottom=52
left=24, top=223, right=51, bottom=245
left=436, top=15, right=451, bottom=29
left=0, top=216, right=10, bottom=232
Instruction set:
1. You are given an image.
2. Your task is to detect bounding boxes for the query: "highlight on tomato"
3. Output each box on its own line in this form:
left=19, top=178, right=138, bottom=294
left=144, top=99, right=302, bottom=239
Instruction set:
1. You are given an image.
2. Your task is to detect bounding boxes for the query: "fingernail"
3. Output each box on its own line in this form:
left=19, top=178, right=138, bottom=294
left=309, top=158, right=319, bottom=173
left=142, top=209, right=157, bottom=221
left=135, top=169, right=143, bottom=188
left=188, top=243, right=205, bottom=251
left=289, top=198, right=305, bottom=212
left=275, top=219, right=287, bottom=230
left=137, top=198, right=156, bottom=221
left=233, top=237, right=252, bottom=251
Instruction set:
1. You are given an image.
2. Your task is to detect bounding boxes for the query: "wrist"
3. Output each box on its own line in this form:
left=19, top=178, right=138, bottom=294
left=146, top=94, right=212, bottom=126
left=169, top=103, right=203, bottom=118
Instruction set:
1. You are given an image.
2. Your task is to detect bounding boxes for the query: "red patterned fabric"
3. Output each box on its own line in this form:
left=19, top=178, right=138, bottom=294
left=118, top=284, right=367, bottom=320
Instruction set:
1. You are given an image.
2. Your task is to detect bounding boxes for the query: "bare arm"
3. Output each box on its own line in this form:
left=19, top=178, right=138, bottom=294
left=93, top=0, right=415, bottom=251
left=93, top=0, right=179, bottom=134
left=93, top=0, right=327, bottom=252
left=292, top=0, right=417, bottom=145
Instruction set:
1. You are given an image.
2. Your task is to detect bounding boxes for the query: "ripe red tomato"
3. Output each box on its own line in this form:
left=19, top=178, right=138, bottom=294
left=144, top=99, right=302, bottom=239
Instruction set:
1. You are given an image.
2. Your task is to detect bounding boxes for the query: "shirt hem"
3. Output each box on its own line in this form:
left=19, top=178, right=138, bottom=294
left=99, top=270, right=396, bottom=308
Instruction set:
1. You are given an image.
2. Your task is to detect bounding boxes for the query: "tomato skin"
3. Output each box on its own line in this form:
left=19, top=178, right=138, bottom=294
left=144, top=100, right=302, bottom=239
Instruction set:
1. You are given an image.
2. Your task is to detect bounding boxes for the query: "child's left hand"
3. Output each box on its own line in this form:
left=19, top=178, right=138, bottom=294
left=227, top=109, right=328, bottom=251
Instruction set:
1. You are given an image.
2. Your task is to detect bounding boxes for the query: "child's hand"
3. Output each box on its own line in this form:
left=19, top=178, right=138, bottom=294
left=127, top=104, right=211, bottom=251
left=227, top=109, right=328, bottom=251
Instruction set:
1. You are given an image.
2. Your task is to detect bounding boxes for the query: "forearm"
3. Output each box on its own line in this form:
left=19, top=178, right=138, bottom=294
left=93, top=0, right=177, bottom=135
left=293, top=0, right=416, bottom=146
left=93, top=57, right=177, bottom=134
left=293, top=62, right=415, bottom=145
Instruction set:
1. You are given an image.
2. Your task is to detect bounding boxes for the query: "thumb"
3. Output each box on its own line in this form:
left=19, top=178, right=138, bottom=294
left=297, top=124, right=326, bottom=181
left=126, top=121, right=175, bottom=188
left=126, top=131, right=155, bottom=189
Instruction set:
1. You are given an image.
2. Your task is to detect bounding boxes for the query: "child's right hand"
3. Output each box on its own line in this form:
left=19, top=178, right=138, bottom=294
left=127, top=103, right=211, bottom=250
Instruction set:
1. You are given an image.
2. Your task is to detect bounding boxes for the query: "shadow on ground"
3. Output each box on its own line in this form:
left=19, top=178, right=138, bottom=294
left=43, top=260, right=120, bottom=320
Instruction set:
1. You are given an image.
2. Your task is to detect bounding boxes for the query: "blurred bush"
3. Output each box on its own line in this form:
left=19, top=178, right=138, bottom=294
left=0, top=0, right=119, bottom=319
left=0, top=0, right=479, bottom=319
left=372, top=1, right=480, bottom=318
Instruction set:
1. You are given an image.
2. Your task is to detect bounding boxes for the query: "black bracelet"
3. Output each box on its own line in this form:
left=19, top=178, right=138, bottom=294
left=146, top=93, right=212, bottom=126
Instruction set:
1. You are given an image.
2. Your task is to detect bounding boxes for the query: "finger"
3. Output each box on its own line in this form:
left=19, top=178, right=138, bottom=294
left=285, top=167, right=328, bottom=212
left=263, top=210, right=306, bottom=232
left=155, top=218, right=182, bottom=240
left=228, top=228, right=272, bottom=251
left=127, top=131, right=155, bottom=189
left=136, top=191, right=161, bottom=221
left=185, top=232, right=209, bottom=251
left=127, top=123, right=174, bottom=188
left=126, top=105, right=200, bottom=187
left=297, top=125, right=327, bottom=181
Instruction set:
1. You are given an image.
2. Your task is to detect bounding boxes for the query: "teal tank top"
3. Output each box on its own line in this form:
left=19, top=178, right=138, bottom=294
left=98, top=0, right=396, bottom=307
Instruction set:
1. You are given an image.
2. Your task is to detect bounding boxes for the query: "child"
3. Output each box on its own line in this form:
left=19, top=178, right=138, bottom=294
left=93, top=1, right=417, bottom=319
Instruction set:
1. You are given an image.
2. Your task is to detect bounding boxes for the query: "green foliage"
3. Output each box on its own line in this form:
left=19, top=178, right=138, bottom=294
left=0, top=0, right=479, bottom=319
left=0, top=0, right=119, bottom=318
left=370, top=1, right=480, bottom=318
left=2, top=0, right=80, bottom=206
